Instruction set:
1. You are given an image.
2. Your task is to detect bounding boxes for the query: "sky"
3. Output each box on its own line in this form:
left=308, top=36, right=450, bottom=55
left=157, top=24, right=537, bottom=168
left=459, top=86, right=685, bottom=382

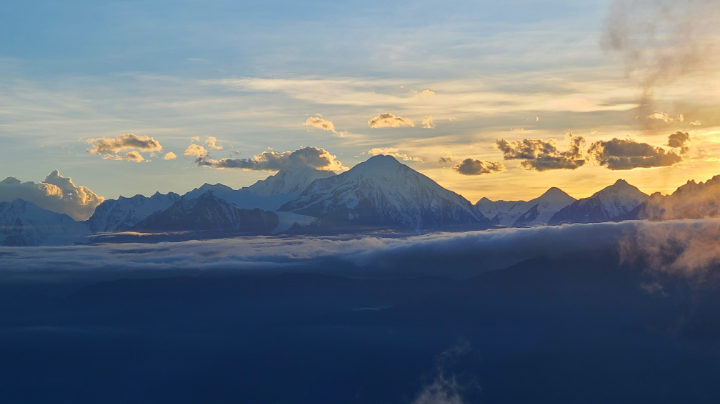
left=1, top=0, right=719, bottom=203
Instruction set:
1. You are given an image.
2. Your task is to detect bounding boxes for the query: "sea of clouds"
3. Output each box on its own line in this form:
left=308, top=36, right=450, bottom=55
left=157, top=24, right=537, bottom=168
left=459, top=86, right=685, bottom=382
left=2, top=219, right=719, bottom=279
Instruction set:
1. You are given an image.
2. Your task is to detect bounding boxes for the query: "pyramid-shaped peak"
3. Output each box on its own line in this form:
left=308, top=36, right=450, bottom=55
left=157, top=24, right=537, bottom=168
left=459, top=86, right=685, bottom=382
left=592, top=179, right=647, bottom=199
left=540, top=187, right=571, bottom=198
left=365, top=154, right=401, bottom=165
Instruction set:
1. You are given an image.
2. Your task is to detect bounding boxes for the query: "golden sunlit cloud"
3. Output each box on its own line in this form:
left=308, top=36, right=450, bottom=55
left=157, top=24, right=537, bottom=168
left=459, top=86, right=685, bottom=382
left=206, top=136, right=223, bottom=150
left=0, top=170, right=104, bottom=221
left=421, top=116, right=436, bottom=129
left=414, top=89, right=435, bottom=98
left=164, top=152, right=177, bottom=160
left=102, top=151, right=146, bottom=163
left=647, top=112, right=684, bottom=123
left=87, top=133, right=162, bottom=154
left=304, top=117, right=337, bottom=133
left=368, top=113, right=414, bottom=128
left=194, top=146, right=346, bottom=171
left=184, top=144, right=208, bottom=158
left=368, top=147, right=423, bottom=162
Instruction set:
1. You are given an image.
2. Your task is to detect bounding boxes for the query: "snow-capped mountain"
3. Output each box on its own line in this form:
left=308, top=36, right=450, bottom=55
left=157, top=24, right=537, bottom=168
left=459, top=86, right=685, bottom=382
left=134, top=191, right=279, bottom=234
left=0, top=199, right=89, bottom=246
left=181, top=169, right=335, bottom=212
left=548, top=180, right=648, bottom=225
left=244, top=168, right=336, bottom=196
left=627, top=174, right=720, bottom=221
left=476, top=187, right=575, bottom=227
left=88, top=192, right=181, bottom=233
left=279, top=155, right=487, bottom=231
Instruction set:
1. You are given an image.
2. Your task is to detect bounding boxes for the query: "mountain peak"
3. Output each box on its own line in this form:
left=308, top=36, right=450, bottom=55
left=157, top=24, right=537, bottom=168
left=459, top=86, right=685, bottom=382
left=244, top=167, right=336, bottom=196
left=365, top=154, right=401, bottom=166
left=613, top=179, right=630, bottom=186
left=280, top=155, right=485, bottom=231
left=593, top=179, right=645, bottom=199
left=540, top=187, right=572, bottom=200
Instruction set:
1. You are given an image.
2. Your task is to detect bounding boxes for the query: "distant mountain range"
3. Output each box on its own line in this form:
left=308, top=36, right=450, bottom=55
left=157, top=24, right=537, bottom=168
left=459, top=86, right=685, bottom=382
left=2, top=154, right=719, bottom=246
left=477, top=187, right=575, bottom=227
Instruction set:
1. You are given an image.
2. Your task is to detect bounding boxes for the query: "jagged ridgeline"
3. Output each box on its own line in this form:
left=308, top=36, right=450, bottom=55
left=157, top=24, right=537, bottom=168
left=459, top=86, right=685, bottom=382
left=5, top=155, right=720, bottom=246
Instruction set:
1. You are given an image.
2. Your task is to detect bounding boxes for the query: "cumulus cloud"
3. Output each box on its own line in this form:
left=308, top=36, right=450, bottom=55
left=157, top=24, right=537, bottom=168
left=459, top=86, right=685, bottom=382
left=368, top=148, right=422, bottom=162
left=588, top=138, right=682, bottom=170
left=453, top=159, right=504, bottom=176
left=102, top=151, right=145, bottom=162
left=414, top=90, right=436, bottom=98
left=691, top=121, right=702, bottom=126
left=368, top=113, right=414, bottom=128
left=496, top=134, right=586, bottom=171
left=206, top=136, right=223, bottom=150
left=87, top=133, right=162, bottom=156
left=647, top=112, right=684, bottom=123
left=195, top=146, right=344, bottom=171
left=184, top=144, right=209, bottom=159
left=191, top=136, right=200, bottom=142
left=304, top=117, right=337, bottom=133
left=438, top=154, right=454, bottom=164
left=667, top=131, right=690, bottom=153
left=0, top=171, right=104, bottom=221
left=163, top=152, right=177, bottom=160
left=422, top=116, right=436, bottom=129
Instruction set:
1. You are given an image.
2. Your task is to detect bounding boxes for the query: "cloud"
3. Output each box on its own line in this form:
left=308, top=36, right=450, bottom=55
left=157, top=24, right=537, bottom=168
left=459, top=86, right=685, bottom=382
left=667, top=131, right=690, bottom=153
left=619, top=219, right=720, bottom=277
left=124, top=151, right=145, bottom=162
left=413, top=340, right=473, bottom=404
left=647, top=112, right=684, bottom=123
left=438, top=154, right=454, bottom=164
left=422, top=116, right=436, bottom=129
left=691, top=121, right=702, bottom=126
left=368, top=113, right=414, bottom=128
left=184, top=144, right=209, bottom=159
left=414, top=90, right=436, bottom=98
left=453, top=159, right=504, bottom=176
left=304, top=117, right=337, bottom=133
left=101, top=151, right=146, bottom=162
left=0, top=221, right=671, bottom=278
left=588, top=138, right=683, bottom=170
left=0, top=171, right=104, bottom=221
left=368, top=148, right=422, bottom=162
left=638, top=174, right=720, bottom=222
left=191, top=136, right=200, bottom=142
left=206, top=136, right=223, bottom=150
left=163, top=152, right=177, bottom=160
left=601, top=0, right=719, bottom=107
left=195, top=146, right=344, bottom=171
left=496, top=134, right=586, bottom=171
left=87, top=133, right=162, bottom=155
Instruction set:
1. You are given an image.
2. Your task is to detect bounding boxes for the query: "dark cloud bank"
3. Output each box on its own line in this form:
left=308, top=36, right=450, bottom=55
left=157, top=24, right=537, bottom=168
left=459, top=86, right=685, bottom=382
left=2, top=220, right=717, bottom=279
